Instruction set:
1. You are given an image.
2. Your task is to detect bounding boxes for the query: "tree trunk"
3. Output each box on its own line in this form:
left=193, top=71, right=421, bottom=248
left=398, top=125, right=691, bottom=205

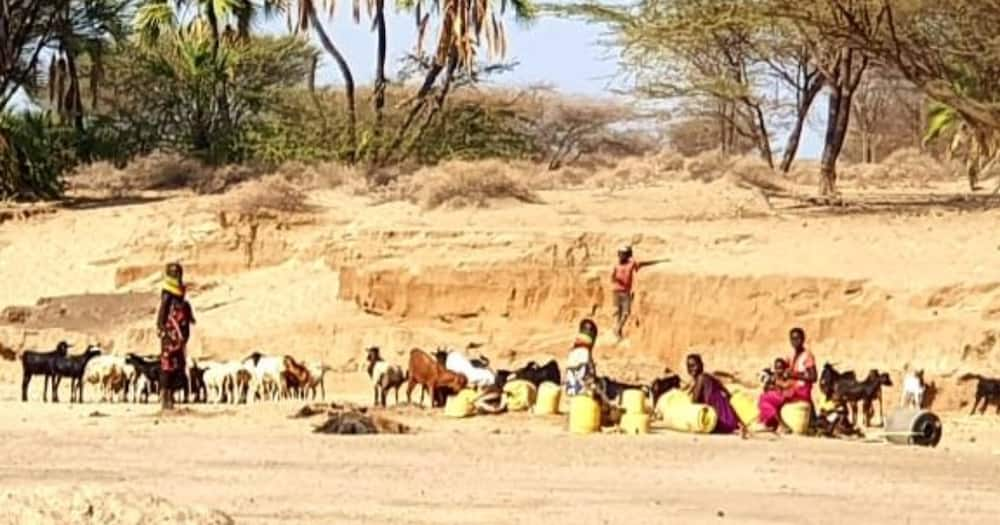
left=717, top=101, right=728, bottom=155
left=780, top=80, right=823, bottom=173
left=372, top=0, right=388, bottom=137
left=819, top=50, right=867, bottom=195
left=63, top=49, right=84, bottom=134
left=308, top=4, right=356, bottom=162
left=819, top=88, right=844, bottom=195
left=749, top=102, right=773, bottom=169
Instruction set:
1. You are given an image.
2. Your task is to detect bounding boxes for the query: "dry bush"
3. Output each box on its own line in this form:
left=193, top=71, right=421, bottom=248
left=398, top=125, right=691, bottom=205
left=584, top=149, right=686, bottom=190
left=402, top=160, right=542, bottom=209
left=68, top=151, right=220, bottom=197
left=837, top=148, right=955, bottom=189
left=727, top=155, right=776, bottom=184
left=785, top=160, right=821, bottom=185
left=67, top=151, right=210, bottom=197
left=222, top=175, right=309, bottom=214
left=880, top=147, right=955, bottom=182
left=272, top=161, right=365, bottom=192
left=684, top=149, right=730, bottom=182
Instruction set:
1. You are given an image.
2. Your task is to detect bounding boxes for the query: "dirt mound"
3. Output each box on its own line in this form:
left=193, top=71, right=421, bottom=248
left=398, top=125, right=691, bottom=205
left=1, top=292, right=156, bottom=332
left=0, top=487, right=232, bottom=525
left=312, top=406, right=411, bottom=434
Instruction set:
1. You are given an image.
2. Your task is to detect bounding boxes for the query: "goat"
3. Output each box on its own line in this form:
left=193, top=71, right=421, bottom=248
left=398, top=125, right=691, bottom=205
left=366, top=346, right=407, bottom=407
left=959, top=373, right=1000, bottom=415
left=126, top=353, right=161, bottom=404
left=281, top=355, right=312, bottom=400
left=306, top=362, right=332, bottom=400
left=188, top=359, right=209, bottom=403
left=900, top=369, right=926, bottom=409
left=649, top=373, right=682, bottom=405
left=243, top=351, right=284, bottom=402
left=820, top=362, right=857, bottom=400
left=832, top=369, right=893, bottom=427
left=443, top=349, right=496, bottom=388
left=20, top=341, right=71, bottom=402
left=595, top=375, right=650, bottom=406
left=201, top=362, right=230, bottom=403
left=19, top=341, right=67, bottom=400
left=406, top=348, right=467, bottom=407
left=52, top=346, right=103, bottom=403
left=84, top=355, right=131, bottom=402
left=508, top=360, right=561, bottom=387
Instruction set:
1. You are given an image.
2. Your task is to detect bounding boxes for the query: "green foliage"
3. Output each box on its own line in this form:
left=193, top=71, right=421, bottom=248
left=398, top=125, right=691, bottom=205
left=100, top=29, right=315, bottom=164
left=241, top=87, right=545, bottom=166
left=0, top=112, right=77, bottom=200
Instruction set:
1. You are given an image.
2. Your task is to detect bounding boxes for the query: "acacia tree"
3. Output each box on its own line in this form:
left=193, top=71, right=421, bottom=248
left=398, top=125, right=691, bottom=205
left=563, top=0, right=779, bottom=166
left=765, top=0, right=1000, bottom=192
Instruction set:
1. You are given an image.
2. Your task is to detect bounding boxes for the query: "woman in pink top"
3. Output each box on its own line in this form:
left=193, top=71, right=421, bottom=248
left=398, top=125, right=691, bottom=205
left=757, top=327, right=817, bottom=432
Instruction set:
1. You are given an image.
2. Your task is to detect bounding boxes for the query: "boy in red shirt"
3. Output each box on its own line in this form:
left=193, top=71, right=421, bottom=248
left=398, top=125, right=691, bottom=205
left=611, top=245, right=652, bottom=339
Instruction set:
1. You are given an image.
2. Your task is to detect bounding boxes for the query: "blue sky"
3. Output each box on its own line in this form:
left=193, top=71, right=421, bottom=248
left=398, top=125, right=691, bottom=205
left=259, top=5, right=825, bottom=159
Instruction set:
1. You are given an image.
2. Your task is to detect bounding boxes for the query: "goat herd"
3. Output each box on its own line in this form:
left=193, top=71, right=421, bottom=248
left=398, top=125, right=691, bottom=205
left=19, top=341, right=331, bottom=404
left=14, top=341, right=1000, bottom=428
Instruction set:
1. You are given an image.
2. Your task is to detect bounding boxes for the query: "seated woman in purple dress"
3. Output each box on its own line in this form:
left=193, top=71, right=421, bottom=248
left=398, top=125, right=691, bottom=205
left=686, top=353, right=748, bottom=438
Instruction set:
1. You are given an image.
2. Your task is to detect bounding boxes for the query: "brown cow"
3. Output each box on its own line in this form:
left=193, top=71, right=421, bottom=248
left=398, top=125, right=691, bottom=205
left=406, top=348, right=467, bottom=408
left=282, top=355, right=312, bottom=400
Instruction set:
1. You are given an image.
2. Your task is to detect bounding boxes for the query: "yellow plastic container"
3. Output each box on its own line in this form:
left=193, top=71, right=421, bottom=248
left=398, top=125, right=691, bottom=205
left=503, top=380, right=537, bottom=412
left=619, top=412, right=651, bottom=434
left=621, top=388, right=648, bottom=415
left=780, top=401, right=812, bottom=434
left=654, top=389, right=689, bottom=418
left=534, top=381, right=561, bottom=415
left=728, top=387, right=760, bottom=426
left=662, top=402, right=718, bottom=434
left=657, top=390, right=717, bottom=433
left=568, top=395, right=601, bottom=434
left=444, top=389, right=478, bottom=418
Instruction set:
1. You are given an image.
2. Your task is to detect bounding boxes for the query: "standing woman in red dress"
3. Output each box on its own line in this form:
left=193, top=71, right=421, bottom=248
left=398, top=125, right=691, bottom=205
left=157, top=262, right=195, bottom=410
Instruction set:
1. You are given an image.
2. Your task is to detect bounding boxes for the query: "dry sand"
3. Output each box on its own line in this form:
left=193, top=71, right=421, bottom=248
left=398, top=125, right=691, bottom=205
left=2, top=176, right=1000, bottom=523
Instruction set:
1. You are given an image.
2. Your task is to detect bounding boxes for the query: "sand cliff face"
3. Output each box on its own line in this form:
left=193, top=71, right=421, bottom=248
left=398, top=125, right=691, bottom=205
left=2, top=182, right=1000, bottom=409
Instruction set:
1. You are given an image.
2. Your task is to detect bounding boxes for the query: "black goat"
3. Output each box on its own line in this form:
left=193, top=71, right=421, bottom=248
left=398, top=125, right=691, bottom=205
left=20, top=341, right=71, bottom=402
left=959, top=373, right=1000, bottom=415
left=820, top=363, right=857, bottom=400
left=596, top=375, right=650, bottom=405
left=832, top=369, right=893, bottom=427
left=52, top=346, right=102, bottom=403
left=649, top=373, right=682, bottom=405
left=189, top=359, right=208, bottom=403
left=508, top=360, right=561, bottom=387
left=126, top=353, right=161, bottom=404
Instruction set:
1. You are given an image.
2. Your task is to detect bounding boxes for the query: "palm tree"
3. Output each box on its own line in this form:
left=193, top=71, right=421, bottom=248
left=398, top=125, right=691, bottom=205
left=381, top=0, right=536, bottom=165
left=291, top=1, right=360, bottom=162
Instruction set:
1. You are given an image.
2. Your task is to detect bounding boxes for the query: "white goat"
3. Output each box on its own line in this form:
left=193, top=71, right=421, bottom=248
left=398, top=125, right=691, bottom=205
left=444, top=349, right=495, bottom=388
left=306, top=362, right=332, bottom=400
left=199, top=361, right=228, bottom=403
left=243, top=352, right=285, bottom=402
left=900, top=369, right=926, bottom=409
left=84, top=354, right=128, bottom=402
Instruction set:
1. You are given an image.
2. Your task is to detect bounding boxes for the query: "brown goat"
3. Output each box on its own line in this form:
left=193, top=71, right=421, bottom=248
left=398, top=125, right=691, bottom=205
left=406, top=348, right=467, bottom=408
left=282, top=355, right=312, bottom=400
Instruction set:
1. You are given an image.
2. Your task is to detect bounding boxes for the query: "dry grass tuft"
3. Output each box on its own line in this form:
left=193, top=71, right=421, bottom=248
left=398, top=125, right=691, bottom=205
left=684, top=150, right=730, bottom=182
left=271, top=161, right=366, bottom=192
left=404, top=160, right=542, bottom=209
left=222, top=175, right=310, bottom=215
left=67, top=152, right=211, bottom=197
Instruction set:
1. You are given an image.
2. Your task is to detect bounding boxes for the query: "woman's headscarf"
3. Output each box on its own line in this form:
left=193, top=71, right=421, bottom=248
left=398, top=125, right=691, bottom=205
left=574, top=318, right=598, bottom=349
left=163, top=262, right=185, bottom=297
